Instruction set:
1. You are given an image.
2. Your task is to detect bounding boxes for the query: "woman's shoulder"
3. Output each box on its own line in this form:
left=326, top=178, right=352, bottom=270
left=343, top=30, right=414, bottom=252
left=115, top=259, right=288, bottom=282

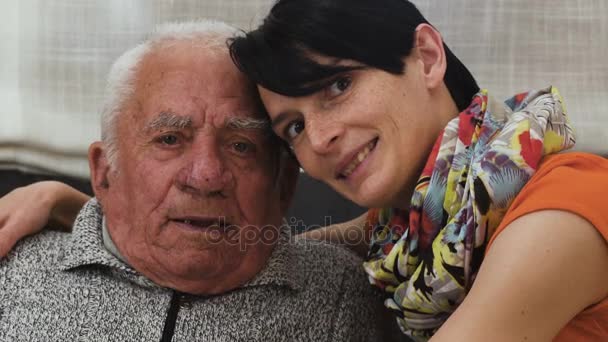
left=468, top=152, right=608, bottom=341
left=536, top=151, right=608, bottom=174
left=488, top=152, right=608, bottom=249
left=436, top=152, right=608, bottom=341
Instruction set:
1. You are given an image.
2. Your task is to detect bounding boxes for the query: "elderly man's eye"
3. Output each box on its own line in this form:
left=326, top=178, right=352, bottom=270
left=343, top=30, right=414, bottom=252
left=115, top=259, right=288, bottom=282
left=155, top=134, right=180, bottom=146
left=232, top=141, right=255, bottom=155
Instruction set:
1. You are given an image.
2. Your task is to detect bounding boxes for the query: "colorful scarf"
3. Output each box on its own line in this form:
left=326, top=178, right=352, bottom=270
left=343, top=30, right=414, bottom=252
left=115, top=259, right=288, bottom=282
left=363, top=87, right=575, bottom=340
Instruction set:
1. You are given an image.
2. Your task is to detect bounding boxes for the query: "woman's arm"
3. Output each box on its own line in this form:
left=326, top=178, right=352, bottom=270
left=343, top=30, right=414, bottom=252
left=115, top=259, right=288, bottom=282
left=0, top=181, right=90, bottom=257
left=298, top=212, right=370, bottom=257
left=430, top=210, right=608, bottom=341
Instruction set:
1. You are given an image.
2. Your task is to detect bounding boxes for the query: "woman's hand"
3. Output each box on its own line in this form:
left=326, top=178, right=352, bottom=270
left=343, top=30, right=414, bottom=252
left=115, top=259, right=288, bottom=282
left=0, top=181, right=89, bottom=258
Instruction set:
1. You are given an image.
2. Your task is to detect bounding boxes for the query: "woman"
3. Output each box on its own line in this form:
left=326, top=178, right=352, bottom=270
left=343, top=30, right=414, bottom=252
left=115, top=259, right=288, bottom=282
left=1, top=0, right=608, bottom=340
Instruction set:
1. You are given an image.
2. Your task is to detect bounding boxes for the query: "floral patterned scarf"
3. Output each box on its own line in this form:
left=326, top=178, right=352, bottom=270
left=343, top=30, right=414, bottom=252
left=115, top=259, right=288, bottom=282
left=363, top=87, right=575, bottom=340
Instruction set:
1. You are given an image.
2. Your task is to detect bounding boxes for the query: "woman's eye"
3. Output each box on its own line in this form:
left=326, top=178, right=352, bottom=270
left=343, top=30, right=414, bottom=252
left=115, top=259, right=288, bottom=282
left=327, top=76, right=351, bottom=98
left=285, top=120, right=305, bottom=140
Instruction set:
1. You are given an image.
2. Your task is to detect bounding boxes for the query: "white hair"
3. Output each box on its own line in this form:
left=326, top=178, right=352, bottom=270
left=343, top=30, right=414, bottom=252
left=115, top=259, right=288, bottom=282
left=100, top=20, right=241, bottom=167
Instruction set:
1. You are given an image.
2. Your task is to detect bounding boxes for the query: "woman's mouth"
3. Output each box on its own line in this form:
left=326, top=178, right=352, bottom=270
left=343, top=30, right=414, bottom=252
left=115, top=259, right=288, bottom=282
left=337, top=138, right=378, bottom=179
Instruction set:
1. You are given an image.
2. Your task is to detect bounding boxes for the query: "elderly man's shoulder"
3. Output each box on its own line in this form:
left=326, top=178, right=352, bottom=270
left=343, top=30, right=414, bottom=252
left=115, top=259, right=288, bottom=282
left=273, top=236, right=402, bottom=342
left=1, top=229, right=69, bottom=269
left=287, top=235, right=379, bottom=302
left=292, top=235, right=366, bottom=275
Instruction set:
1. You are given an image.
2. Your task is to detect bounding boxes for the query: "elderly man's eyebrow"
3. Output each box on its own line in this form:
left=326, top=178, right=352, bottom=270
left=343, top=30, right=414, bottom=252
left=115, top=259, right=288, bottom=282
left=145, top=112, right=193, bottom=132
left=225, top=116, right=270, bottom=131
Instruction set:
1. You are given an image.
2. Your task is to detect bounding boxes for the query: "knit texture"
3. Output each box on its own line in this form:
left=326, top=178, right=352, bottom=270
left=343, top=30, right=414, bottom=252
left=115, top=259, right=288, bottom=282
left=0, top=199, right=401, bottom=342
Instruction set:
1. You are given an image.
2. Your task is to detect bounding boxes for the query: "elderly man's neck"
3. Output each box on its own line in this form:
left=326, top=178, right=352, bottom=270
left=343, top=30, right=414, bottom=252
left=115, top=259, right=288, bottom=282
left=101, top=216, right=129, bottom=265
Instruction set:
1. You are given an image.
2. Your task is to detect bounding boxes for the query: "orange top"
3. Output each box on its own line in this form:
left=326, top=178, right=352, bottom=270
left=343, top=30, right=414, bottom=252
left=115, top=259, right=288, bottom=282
left=487, top=152, right=608, bottom=341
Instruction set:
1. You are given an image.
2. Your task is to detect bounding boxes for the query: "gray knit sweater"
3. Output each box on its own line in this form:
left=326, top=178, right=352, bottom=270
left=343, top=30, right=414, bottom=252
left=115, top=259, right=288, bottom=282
left=0, top=200, right=401, bottom=341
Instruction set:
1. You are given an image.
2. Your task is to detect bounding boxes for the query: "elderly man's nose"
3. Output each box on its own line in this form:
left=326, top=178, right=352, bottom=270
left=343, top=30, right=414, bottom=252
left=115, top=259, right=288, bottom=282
left=176, top=150, right=234, bottom=196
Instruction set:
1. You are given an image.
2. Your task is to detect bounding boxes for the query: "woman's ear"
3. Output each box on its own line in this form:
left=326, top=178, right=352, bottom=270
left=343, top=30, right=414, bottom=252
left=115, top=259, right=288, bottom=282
left=413, top=23, right=447, bottom=89
left=88, top=142, right=111, bottom=200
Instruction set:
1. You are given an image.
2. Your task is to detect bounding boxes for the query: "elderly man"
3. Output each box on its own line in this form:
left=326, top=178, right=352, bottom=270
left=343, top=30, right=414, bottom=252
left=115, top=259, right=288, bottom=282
left=0, top=21, right=397, bottom=341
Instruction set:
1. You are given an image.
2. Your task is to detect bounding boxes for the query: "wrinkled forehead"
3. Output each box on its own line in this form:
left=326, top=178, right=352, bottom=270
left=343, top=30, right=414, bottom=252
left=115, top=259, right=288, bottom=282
left=130, top=43, right=265, bottom=126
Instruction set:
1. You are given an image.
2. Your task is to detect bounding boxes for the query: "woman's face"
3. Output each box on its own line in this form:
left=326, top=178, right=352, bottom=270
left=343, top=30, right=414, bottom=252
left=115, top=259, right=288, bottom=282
left=258, top=54, right=452, bottom=208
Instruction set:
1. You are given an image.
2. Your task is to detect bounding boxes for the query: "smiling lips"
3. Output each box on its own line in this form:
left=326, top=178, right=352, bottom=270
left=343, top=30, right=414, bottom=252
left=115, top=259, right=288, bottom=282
left=337, top=138, right=378, bottom=179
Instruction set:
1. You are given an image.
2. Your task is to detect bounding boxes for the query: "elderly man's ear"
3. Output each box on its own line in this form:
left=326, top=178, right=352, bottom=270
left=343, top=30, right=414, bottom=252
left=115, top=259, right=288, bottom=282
left=88, top=142, right=112, bottom=200
left=278, top=157, right=300, bottom=215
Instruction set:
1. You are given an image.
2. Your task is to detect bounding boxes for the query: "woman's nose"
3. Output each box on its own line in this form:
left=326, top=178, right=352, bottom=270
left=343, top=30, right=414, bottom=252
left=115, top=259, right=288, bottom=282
left=305, top=118, right=344, bottom=155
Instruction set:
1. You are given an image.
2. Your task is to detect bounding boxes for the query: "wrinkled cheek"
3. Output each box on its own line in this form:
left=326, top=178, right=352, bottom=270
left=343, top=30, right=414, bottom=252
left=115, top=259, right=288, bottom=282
left=229, top=225, right=277, bottom=263
left=107, top=162, right=175, bottom=246
left=237, top=226, right=262, bottom=250
left=236, top=174, right=281, bottom=225
left=132, top=161, right=177, bottom=210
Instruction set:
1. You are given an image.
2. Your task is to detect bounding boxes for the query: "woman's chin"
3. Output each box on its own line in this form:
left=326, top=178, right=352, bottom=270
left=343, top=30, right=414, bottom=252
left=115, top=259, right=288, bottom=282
left=347, top=176, right=402, bottom=209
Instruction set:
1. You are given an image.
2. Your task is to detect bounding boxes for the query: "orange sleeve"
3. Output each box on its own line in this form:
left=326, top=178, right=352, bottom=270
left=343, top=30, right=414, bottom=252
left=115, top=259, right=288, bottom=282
left=487, top=152, right=608, bottom=251
left=486, top=152, right=608, bottom=341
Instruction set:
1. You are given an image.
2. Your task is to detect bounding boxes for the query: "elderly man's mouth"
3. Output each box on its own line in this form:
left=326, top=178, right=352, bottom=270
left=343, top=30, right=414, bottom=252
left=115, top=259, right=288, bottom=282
left=170, top=217, right=231, bottom=231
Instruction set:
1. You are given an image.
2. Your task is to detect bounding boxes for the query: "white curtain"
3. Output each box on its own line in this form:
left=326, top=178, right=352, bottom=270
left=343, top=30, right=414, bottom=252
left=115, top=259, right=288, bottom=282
left=1, top=0, right=607, bottom=178
left=0, top=0, right=273, bottom=177
left=412, top=0, right=608, bottom=156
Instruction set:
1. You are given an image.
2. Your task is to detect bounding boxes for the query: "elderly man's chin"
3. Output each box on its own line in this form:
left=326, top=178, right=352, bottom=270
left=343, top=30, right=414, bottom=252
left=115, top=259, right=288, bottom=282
left=150, top=247, right=244, bottom=293
left=138, top=224, right=275, bottom=295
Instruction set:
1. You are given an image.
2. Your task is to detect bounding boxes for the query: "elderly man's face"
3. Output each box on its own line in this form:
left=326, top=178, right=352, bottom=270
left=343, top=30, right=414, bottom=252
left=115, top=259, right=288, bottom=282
left=89, top=42, right=294, bottom=295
